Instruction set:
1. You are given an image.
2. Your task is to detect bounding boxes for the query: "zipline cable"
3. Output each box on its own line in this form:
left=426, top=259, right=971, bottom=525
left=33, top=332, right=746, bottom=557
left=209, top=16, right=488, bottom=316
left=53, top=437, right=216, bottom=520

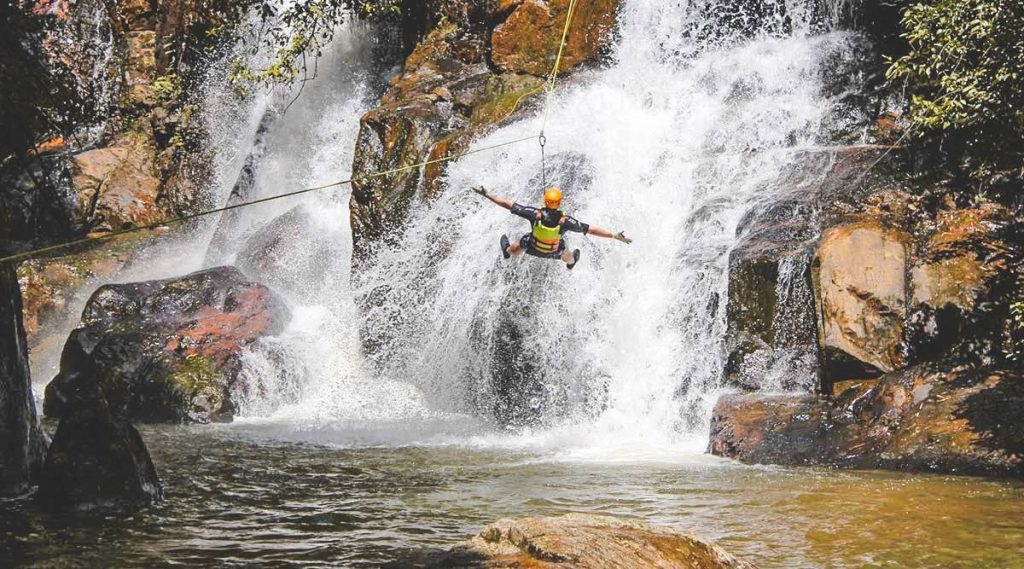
left=2, top=1, right=586, bottom=266
left=0, top=135, right=538, bottom=264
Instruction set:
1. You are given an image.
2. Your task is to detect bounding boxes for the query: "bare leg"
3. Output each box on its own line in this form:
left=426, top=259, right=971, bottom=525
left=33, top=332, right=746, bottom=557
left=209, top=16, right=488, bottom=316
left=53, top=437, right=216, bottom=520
left=508, top=240, right=525, bottom=257
left=561, top=248, right=575, bottom=265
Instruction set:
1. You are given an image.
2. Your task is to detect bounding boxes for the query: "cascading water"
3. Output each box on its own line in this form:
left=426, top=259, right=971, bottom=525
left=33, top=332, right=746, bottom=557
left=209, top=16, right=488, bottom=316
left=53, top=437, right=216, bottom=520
left=221, top=0, right=869, bottom=454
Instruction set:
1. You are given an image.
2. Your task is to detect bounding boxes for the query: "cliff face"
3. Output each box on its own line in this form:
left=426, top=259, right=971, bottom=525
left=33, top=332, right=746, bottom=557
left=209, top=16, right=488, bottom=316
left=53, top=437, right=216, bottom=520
left=349, top=0, right=620, bottom=262
left=715, top=145, right=1023, bottom=474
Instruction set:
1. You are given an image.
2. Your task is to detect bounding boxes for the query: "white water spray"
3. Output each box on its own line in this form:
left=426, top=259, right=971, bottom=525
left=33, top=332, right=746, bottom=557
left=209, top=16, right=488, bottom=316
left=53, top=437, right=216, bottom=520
left=220, top=1, right=868, bottom=455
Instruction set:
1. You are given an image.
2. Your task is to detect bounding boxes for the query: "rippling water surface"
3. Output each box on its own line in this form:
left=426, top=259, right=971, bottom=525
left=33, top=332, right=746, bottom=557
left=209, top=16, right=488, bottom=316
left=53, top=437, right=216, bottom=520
left=3, top=424, right=1023, bottom=568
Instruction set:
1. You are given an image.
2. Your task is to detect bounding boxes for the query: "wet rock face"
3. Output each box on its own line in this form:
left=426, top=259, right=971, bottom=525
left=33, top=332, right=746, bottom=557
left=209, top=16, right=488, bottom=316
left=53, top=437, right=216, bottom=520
left=906, top=204, right=1017, bottom=366
left=44, top=266, right=291, bottom=424
left=388, top=514, right=756, bottom=568
left=724, top=147, right=891, bottom=391
left=0, top=264, right=47, bottom=496
left=709, top=365, right=1024, bottom=476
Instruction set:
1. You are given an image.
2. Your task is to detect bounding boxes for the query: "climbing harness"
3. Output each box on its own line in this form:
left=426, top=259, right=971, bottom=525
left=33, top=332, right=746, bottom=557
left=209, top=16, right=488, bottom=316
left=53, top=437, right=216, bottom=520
left=1, top=0, right=584, bottom=265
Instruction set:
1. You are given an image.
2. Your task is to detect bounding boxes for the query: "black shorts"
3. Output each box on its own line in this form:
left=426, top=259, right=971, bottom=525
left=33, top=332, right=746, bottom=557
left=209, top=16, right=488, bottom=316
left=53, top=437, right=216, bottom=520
left=520, top=234, right=567, bottom=259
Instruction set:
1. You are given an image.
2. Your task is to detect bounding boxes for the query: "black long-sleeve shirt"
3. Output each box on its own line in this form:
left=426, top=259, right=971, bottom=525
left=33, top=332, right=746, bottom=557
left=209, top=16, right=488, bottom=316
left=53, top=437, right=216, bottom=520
left=510, top=203, right=590, bottom=234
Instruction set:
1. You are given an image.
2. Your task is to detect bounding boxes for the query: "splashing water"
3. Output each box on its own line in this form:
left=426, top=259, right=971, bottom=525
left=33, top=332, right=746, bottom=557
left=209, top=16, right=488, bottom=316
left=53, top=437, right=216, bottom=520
left=215, top=0, right=869, bottom=456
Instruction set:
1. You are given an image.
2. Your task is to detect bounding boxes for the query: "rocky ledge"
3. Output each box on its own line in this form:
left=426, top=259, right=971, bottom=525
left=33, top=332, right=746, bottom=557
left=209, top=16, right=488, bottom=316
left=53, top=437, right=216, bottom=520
left=710, top=365, right=1024, bottom=476
left=44, top=266, right=290, bottom=424
left=387, top=514, right=755, bottom=568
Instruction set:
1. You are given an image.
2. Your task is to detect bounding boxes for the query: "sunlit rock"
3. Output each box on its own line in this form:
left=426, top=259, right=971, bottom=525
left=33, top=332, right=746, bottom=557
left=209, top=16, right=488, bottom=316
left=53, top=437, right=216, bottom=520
left=491, top=0, right=620, bottom=76
left=387, top=514, right=757, bottom=568
left=812, top=221, right=909, bottom=387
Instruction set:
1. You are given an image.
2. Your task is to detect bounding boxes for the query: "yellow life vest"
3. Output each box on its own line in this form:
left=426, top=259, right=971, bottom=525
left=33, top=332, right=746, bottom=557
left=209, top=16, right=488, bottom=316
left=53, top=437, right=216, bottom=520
left=531, top=211, right=565, bottom=253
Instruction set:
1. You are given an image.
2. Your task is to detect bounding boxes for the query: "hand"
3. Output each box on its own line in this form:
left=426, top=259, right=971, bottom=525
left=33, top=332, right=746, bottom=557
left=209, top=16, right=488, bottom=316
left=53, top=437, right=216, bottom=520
left=471, top=186, right=487, bottom=197
left=613, top=231, right=632, bottom=244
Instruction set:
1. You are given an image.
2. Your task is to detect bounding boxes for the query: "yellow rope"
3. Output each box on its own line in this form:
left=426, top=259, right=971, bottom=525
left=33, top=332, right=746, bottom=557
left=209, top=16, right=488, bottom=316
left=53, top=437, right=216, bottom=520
left=506, top=0, right=582, bottom=126
left=2, top=1, right=585, bottom=265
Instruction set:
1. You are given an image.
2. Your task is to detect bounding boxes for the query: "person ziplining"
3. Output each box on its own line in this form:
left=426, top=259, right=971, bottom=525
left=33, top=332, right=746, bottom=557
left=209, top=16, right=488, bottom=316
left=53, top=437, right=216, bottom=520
left=473, top=186, right=632, bottom=270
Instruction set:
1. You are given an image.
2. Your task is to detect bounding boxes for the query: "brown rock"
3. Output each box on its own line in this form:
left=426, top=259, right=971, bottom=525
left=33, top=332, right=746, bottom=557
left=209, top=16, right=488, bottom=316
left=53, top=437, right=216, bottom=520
left=812, top=222, right=909, bottom=387
left=905, top=203, right=1016, bottom=365
left=391, top=514, right=756, bottom=568
left=491, top=0, right=620, bottom=76
left=125, top=30, right=157, bottom=105
left=709, top=365, right=1024, bottom=476
left=70, top=135, right=163, bottom=232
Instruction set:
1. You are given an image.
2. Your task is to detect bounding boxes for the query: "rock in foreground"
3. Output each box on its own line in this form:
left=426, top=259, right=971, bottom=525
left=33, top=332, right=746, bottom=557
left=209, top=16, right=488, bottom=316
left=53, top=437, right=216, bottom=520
left=44, top=266, right=290, bottom=424
left=388, top=514, right=755, bottom=568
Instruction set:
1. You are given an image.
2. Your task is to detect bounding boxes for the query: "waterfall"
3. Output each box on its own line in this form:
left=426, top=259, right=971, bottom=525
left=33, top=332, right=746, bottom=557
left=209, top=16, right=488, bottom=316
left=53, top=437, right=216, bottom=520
left=213, top=0, right=868, bottom=453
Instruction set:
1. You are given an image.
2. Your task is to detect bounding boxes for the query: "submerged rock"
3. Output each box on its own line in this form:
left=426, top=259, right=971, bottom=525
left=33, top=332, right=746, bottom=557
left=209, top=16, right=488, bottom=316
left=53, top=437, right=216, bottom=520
left=44, top=266, right=291, bottom=424
left=709, top=365, right=1024, bottom=476
left=387, top=514, right=756, bottom=568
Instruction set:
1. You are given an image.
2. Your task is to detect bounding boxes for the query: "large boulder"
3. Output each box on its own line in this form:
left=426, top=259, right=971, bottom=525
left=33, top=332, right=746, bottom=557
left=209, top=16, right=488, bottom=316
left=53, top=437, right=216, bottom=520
left=812, top=221, right=909, bottom=389
left=0, top=264, right=47, bottom=496
left=709, top=365, right=1024, bottom=476
left=490, top=0, right=620, bottom=76
left=44, top=266, right=291, bottom=424
left=387, top=514, right=756, bottom=568
left=235, top=203, right=347, bottom=299
left=724, top=147, right=895, bottom=391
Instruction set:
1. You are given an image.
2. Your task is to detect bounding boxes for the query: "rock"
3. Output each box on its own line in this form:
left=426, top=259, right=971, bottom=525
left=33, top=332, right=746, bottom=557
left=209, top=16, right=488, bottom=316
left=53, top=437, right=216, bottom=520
left=235, top=204, right=347, bottom=299
left=708, top=394, right=831, bottom=466
left=0, top=263, right=47, bottom=496
left=36, top=398, right=162, bottom=515
left=906, top=204, right=1016, bottom=365
left=44, top=266, right=291, bottom=423
left=125, top=30, right=157, bottom=105
left=709, top=365, right=1024, bottom=476
left=723, top=147, right=896, bottom=392
left=17, top=232, right=153, bottom=345
left=69, top=133, right=163, bottom=232
left=204, top=109, right=278, bottom=265
left=387, top=514, right=756, bottom=568
left=491, top=0, right=620, bottom=76
left=350, top=23, right=526, bottom=259
left=812, top=221, right=909, bottom=389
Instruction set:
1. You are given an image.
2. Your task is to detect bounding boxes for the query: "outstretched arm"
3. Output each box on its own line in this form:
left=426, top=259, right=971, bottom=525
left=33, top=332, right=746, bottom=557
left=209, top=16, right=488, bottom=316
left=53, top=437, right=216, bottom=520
left=472, top=186, right=514, bottom=210
left=587, top=225, right=632, bottom=244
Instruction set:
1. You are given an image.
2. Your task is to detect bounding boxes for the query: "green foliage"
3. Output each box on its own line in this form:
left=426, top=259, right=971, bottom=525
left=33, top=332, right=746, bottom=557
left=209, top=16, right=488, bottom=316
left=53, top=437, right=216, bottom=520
left=226, top=0, right=400, bottom=96
left=886, top=0, right=1024, bottom=167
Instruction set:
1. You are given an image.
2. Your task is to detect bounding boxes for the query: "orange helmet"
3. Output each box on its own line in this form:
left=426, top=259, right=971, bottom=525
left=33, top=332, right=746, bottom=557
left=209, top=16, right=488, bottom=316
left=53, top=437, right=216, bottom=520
left=544, top=187, right=562, bottom=209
